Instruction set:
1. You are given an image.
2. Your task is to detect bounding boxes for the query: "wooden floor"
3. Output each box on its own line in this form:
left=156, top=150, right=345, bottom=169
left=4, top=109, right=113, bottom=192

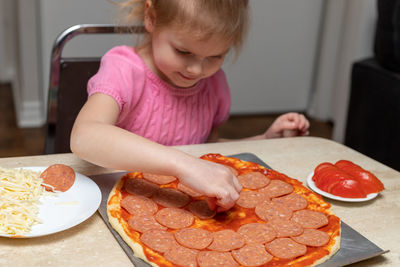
left=0, top=83, right=332, bottom=157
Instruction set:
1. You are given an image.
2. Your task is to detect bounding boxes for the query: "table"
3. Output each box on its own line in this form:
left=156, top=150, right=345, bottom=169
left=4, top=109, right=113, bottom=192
left=0, top=137, right=398, bottom=266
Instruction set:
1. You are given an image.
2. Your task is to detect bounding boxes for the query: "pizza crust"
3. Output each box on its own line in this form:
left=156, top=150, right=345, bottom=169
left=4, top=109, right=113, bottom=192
left=107, top=178, right=160, bottom=267
left=107, top=155, right=341, bottom=267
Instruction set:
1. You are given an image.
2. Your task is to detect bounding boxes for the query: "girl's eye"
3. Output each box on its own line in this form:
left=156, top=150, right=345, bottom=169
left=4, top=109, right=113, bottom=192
left=176, top=49, right=191, bottom=55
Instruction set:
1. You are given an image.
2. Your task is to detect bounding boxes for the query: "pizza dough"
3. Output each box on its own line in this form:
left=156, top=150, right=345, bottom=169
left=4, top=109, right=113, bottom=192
left=107, top=154, right=341, bottom=267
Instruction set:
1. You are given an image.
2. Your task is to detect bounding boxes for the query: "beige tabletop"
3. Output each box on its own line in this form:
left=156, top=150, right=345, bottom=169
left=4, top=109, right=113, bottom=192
left=0, top=137, right=398, bottom=266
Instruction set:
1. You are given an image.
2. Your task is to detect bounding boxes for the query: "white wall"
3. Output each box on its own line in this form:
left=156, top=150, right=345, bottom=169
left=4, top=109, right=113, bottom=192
left=38, top=0, right=323, bottom=117
left=225, top=0, right=324, bottom=114
left=1, top=0, right=378, bottom=138
left=0, top=0, right=17, bottom=82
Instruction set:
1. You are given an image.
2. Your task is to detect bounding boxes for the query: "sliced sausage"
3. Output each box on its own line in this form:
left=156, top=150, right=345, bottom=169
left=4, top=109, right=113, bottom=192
left=265, top=238, right=307, bottom=259
left=124, top=177, right=158, bottom=197
left=236, top=190, right=268, bottom=209
left=155, top=207, right=194, bottom=229
left=237, top=223, right=276, bottom=244
left=259, top=180, right=293, bottom=198
left=207, top=229, right=245, bottom=252
left=177, top=183, right=203, bottom=197
left=197, top=251, right=238, bottom=267
left=267, top=218, right=303, bottom=238
left=120, top=195, right=158, bottom=215
left=255, top=200, right=292, bottom=221
left=142, top=172, right=177, bottom=185
left=271, top=193, right=308, bottom=211
left=291, top=210, right=329, bottom=229
left=188, top=200, right=216, bottom=219
left=174, top=228, right=213, bottom=250
left=40, top=164, right=75, bottom=192
left=164, top=244, right=198, bottom=267
left=127, top=214, right=166, bottom=233
left=237, top=171, right=270, bottom=190
left=232, top=243, right=273, bottom=266
left=153, top=188, right=190, bottom=208
left=140, top=229, right=176, bottom=253
left=291, top=228, right=330, bottom=247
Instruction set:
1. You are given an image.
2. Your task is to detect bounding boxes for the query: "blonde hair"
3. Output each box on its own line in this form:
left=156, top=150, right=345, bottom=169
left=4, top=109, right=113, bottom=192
left=116, top=0, right=250, bottom=55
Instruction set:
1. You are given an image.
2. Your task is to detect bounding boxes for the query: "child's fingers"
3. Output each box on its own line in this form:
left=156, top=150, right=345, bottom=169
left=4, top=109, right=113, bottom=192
left=215, top=187, right=239, bottom=211
left=205, top=197, right=217, bottom=211
left=232, top=176, right=243, bottom=192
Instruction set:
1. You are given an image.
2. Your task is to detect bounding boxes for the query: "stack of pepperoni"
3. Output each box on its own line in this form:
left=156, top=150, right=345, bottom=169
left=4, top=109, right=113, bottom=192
left=108, top=154, right=340, bottom=267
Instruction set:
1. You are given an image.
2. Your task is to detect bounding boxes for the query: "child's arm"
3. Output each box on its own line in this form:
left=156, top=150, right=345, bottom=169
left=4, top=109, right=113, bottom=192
left=261, top=112, right=310, bottom=138
left=210, top=112, right=310, bottom=142
left=71, top=93, right=241, bottom=211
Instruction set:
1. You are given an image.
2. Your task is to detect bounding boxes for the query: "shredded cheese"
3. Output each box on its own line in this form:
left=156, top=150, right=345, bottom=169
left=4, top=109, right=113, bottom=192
left=0, top=167, right=51, bottom=236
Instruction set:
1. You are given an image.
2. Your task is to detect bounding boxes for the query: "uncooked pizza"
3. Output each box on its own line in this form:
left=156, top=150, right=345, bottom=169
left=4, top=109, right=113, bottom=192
left=107, top=154, right=340, bottom=267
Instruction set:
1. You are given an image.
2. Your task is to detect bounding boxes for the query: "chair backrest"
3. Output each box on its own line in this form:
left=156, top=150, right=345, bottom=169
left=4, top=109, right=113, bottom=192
left=45, top=24, right=144, bottom=154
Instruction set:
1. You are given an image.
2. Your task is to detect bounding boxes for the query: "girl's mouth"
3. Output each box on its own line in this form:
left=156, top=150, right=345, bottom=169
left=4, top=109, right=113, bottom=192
left=179, top=73, right=197, bottom=81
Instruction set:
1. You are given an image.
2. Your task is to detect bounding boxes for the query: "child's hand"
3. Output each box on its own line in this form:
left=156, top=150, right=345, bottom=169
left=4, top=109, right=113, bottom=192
left=176, top=157, right=242, bottom=212
left=263, top=112, right=310, bottom=138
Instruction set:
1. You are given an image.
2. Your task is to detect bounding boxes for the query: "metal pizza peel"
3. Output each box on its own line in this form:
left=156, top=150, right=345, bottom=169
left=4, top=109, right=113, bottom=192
left=91, top=153, right=389, bottom=267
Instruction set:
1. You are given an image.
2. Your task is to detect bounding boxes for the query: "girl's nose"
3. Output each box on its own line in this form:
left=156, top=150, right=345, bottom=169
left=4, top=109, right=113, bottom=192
left=186, top=60, right=202, bottom=76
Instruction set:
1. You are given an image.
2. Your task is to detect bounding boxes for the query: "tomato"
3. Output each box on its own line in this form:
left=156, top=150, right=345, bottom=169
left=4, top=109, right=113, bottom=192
left=335, top=160, right=384, bottom=194
left=329, top=179, right=367, bottom=198
left=312, top=160, right=382, bottom=198
left=314, top=162, right=335, bottom=173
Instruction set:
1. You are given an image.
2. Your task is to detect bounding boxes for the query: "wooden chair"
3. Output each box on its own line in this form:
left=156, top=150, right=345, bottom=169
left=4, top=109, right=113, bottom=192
left=45, top=24, right=144, bottom=154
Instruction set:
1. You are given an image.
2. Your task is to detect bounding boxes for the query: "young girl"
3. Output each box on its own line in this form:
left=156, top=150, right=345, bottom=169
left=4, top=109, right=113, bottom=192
left=70, top=0, right=309, bottom=211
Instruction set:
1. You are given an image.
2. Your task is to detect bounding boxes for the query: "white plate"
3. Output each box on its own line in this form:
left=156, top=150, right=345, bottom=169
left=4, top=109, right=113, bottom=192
left=307, top=172, right=378, bottom=202
left=0, top=166, right=102, bottom=238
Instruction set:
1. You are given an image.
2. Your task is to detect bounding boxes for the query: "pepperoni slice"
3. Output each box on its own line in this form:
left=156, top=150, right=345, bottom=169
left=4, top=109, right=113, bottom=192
left=271, top=193, right=308, bottom=211
left=164, top=244, right=198, bottom=267
left=142, top=173, right=177, bottom=185
left=237, top=171, right=270, bottom=189
left=265, top=238, right=307, bottom=259
left=40, top=164, right=75, bottom=192
left=188, top=200, right=216, bottom=219
left=177, top=183, right=203, bottom=197
left=291, top=229, right=330, bottom=247
left=236, top=190, right=268, bottom=208
left=255, top=200, right=292, bottom=221
left=259, top=179, right=294, bottom=198
left=124, top=177, right=158, bottom=197
left=153, top=188, right=190, bottom=208
left=128, top=214, right=166, bottom=233
left=291, top=210, right=329, bottom=229
left=208, top=229, right=245, bottom=252
left=237, top=223, right=276, bottom=244
left=174, top=228, right=213, bottom=250
left=267, top=218, right=303, bottom=237
left=140, top=229, right=176, bottom=253
left=197, top=251, right=238, bottom=267
left=155, top=207, right=194, bottom=229
left=232, top=243, right=273, bottom=266
left=120, top=195, right=158, bottom=215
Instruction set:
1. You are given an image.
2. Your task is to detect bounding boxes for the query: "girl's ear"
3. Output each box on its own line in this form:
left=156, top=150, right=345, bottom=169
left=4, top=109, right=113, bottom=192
left=144, top=0, right=156, bottom=33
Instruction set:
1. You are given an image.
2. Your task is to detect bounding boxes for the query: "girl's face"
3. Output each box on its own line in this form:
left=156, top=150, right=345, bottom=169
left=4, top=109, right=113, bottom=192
left=148, top=26, right=231, bottom=88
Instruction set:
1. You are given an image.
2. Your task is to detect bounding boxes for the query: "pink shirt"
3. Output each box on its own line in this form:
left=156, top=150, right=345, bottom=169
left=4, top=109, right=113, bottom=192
left=88, top=46, right=231, bottom=146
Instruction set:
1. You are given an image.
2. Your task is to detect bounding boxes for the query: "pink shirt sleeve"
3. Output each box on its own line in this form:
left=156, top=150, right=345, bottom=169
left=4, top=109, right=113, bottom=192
left=87, top=46, right=145, bottom=112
